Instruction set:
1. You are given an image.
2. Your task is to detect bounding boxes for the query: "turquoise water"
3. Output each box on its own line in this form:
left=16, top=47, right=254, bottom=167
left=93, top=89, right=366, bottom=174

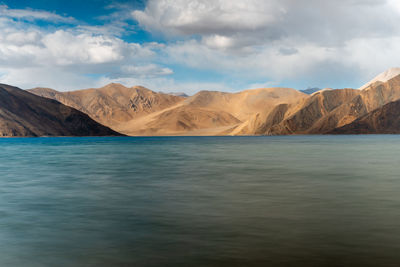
left=1, top=136, right=400, bottom=266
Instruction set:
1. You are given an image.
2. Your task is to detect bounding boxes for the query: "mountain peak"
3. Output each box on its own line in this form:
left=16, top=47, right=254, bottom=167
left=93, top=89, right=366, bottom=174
left=360, top=67, right=400, bottom=90
left=102, top=82, right=127, bottom=89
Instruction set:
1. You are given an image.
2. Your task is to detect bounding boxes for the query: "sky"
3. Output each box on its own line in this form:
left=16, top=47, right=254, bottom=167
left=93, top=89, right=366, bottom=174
left=0, top=0, right=400, bottom=93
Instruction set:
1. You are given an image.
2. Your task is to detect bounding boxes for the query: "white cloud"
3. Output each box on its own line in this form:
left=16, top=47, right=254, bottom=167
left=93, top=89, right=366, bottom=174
left=388, top=0, right=400, bottom=13
left=202, top=35, right=235, bottom=49
left=133, top=0, right=285, bottom=50
left=133, top=0, right=400, bottom=48
left=132, top=0, right=400, bottom=88
left=0, top=5, right=76, bottom=23
left=111, top=64, right=173, bottom=78
left=42, top=30, right=131, bottom=65
left=0, top=25, right=153, bottom=67
left=133, top=0, right=281, bottom=36
left=0, top=16, right=169, bottom=91
left=2, top=1, right=400, bottom=93
left=164, top=39, right=335, bottom=79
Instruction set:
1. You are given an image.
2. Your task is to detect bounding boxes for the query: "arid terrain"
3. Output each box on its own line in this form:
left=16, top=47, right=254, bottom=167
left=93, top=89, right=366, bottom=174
left=1, top=68, right=400, bottom=137
left=26, top=68, right=400, bottom=137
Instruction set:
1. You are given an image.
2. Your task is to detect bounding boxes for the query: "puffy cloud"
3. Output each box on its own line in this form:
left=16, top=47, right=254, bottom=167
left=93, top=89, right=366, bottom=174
left=0, top=26, right=153, bottom=67
left=41, top=30, right=140, bottom=65
left=2, top=1, right=400, bottom=93
left=133, top=0, right=400, bottom=88
left=133, top=0, right=285, bottom=50
left=133, top=0, right=400, bottom=48
left=133, top=0, right=282, bottom=36
left=0, top=16, right=168, bottom=90
left=202, top=35, right=235, bottom=49
left=164, top=39, right=336, bottom=79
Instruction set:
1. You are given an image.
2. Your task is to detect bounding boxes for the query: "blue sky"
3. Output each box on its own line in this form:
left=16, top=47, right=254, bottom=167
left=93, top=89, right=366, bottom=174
left=1, top=0, right=400, bottom=93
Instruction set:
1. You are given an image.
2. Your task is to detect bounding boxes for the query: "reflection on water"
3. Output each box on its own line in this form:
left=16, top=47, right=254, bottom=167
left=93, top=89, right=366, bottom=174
left=1, top=136, right=400, bottom=266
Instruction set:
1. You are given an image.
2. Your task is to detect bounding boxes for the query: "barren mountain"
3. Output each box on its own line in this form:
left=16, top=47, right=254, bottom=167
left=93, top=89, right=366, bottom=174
left=117, top=87, right=305, bottom=135
left=0, top=84, right=121, bottom=137
left=329, top=99, right=400, bottom=134
left=116, top=105, right=241, bottom=136
left=29, top=83, right=185, bottom=129
left=26, top=69, right=400, bottom=136
left=232, top=88, right=359, bottom=135
left=184, top=87, right=306, bottom=121
left=241, top=73, right=400, bottom=135
left=31, top=85, right=305, bottom=136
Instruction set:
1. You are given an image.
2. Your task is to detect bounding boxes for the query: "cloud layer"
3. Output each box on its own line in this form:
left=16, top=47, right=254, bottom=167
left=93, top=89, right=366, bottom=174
left=1, top=1, right=400, bottom=92
left=133, top=0, right=400, bottom=88
left=0, top=5, right=76, bottom=23
left=0, top=5, right=172, bottom=90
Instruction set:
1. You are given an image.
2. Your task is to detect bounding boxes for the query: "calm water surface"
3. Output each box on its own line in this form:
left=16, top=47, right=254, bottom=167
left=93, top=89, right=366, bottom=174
left=1, top=136, right=400, bottom=266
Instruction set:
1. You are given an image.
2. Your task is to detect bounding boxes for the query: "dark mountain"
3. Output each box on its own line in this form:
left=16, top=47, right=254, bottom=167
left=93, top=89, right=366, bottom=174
left=0, top=84, right=122, bottom=137
left=329, top=99, right=400, bottom=134
left=166, top=92, right=189, bottom=97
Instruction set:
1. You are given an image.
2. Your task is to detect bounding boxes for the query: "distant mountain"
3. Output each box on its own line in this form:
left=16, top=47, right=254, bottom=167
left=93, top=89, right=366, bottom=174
left=166, top=92, right=189, bottom=97
left=0, top=84, right=121, bottom=137
left=300, top=88, right=321, bottom=95
left=30, top=86, right=306, bottom=136
left=116, top=88, right=305, bottom=136
left=329, top=99, right=400, bottom=134
left=25, top=68, right=400, bottom=136
left=359, top=67, right=400, bottom=90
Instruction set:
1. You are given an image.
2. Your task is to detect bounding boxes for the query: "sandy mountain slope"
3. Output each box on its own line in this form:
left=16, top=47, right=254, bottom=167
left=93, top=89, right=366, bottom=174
left=184, top=87, right=306, bottom=121
left=329, top=99, right=400, bottom=134
left=247, top=73, right=400, bottom=135
left=29, top=83, right=185, bottom=129
left=0, top=84, right=121, bottom=137
left=115, top=87, right=306, bottom=136
left=116, top=105, right=241, bottom=136
left=233, top=88, right=359, bottom=135
left=308, top=74, right=400, bottom=133
left=359, top=67, right=400, bottom=90
left=31, top=85, right=305, bottom=136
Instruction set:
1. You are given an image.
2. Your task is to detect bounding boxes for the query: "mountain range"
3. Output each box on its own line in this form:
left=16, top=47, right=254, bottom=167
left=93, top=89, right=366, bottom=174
left=1, top=68, right=400, bottom=137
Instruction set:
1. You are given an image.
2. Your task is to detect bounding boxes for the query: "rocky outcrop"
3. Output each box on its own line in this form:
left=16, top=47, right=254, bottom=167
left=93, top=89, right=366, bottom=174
left=329, top=99, right=400, bottom=134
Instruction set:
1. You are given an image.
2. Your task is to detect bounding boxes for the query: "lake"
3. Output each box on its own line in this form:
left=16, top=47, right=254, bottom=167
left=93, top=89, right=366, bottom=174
left=1, top=136, right=400, bottom=266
